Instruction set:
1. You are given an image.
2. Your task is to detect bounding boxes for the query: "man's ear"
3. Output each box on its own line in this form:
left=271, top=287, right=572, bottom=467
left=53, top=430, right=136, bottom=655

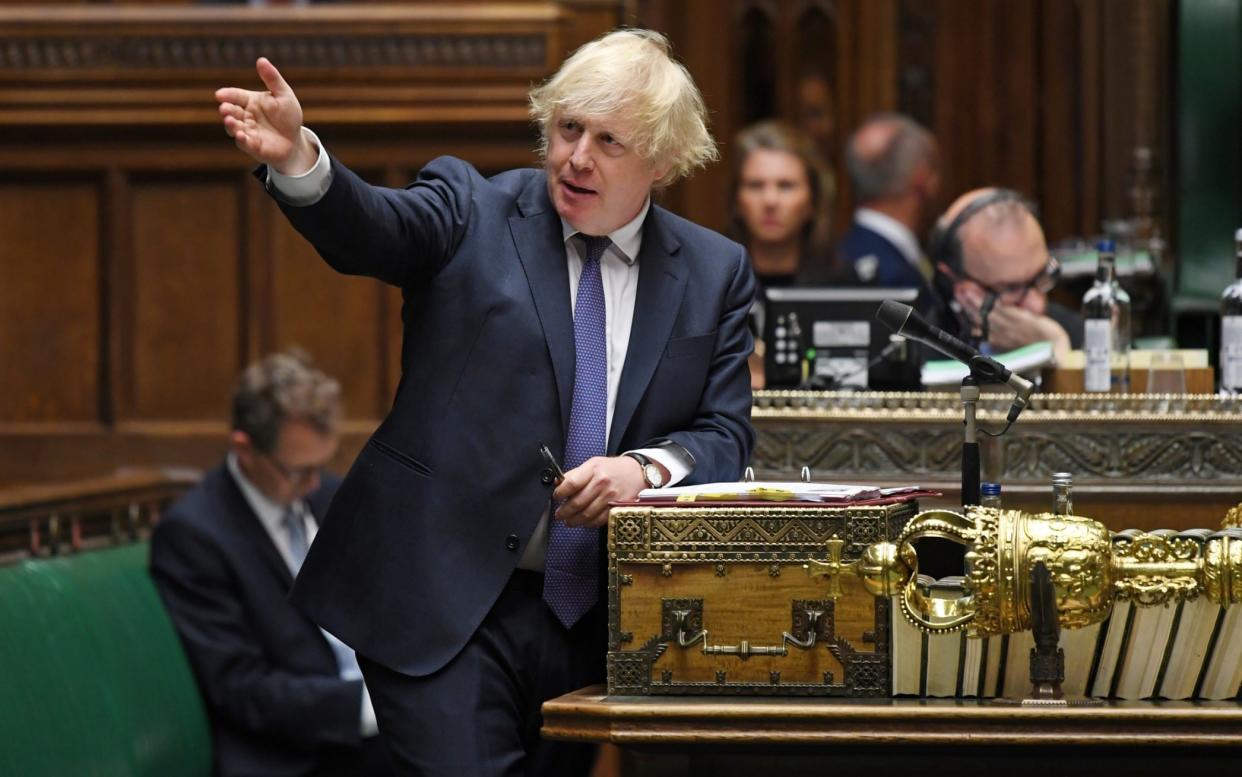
left=936, top=262, right=965, bottom=301
left=229, top=430, right=252, bottom=458
left=910, top=162, right=938, bottom=200
left=648, top=150, right=672, bottom=188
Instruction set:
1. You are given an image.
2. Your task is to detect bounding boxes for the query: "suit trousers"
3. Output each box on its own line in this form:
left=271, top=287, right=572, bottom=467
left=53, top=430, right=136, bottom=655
left=358, top=570, right=606, bottom=777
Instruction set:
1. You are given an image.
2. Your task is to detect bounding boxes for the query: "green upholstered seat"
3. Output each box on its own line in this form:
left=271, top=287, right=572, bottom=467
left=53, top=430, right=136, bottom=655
left=0, top=543, right=211, bottom=777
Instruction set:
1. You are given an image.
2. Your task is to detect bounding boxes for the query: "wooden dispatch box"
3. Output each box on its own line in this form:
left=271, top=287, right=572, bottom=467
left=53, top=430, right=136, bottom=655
left=606, top=500, right=916, bottom=697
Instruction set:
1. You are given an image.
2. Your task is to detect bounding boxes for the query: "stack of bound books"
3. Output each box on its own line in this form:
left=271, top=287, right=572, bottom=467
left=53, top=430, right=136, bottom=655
left=891, top=527, right=1242, bottom=700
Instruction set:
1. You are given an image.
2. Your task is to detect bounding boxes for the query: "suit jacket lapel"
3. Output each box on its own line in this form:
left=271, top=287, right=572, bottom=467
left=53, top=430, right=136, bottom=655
left=508, top=175, right=574, bottom=436
left=609, top=207, right=686, bottom=453
left=216, top=467, right=295, bottom=590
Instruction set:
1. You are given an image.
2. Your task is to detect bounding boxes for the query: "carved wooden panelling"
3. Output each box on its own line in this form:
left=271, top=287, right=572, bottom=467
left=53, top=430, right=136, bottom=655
left=0, top=35, right=547, bottom=73
left=127, top=177, right=239, bottom=421
left=268, top=203, right=388, bottom=420
left=0, top=180, right=100, bottom=423
left=1001, top=431, right=1242, bottom=481
left=757, top=423, right=1242, bottom=485
left=0, top=3, right=623, bottom=485
left=754, top=390, right=1242, bottom=486
left=0, top=6, right=565, bottom=128
left=753, top=424, right=960, bottom=478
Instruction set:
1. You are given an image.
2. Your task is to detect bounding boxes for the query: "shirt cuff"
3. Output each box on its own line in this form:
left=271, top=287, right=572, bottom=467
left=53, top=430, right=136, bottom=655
left=632, top=446, right=690, bottom=487
left=360, top=685, right=379, bottom=738
left=266, top=127, right=333, bottom=206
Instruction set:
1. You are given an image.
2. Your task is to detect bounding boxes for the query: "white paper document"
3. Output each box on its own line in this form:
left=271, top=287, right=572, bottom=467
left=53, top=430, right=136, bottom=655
left=637, top=481, right=918, bottom=503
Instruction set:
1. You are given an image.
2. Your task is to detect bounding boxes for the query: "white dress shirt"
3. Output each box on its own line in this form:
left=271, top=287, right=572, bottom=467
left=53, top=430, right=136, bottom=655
left=226, top=453, right=378, bottom=737
left=268, top=129, right=690, bottom=572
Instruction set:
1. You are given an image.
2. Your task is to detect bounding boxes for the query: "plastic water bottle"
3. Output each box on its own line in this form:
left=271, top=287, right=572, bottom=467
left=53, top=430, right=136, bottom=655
left=1052, top=472, right=1074, bottom=515
left=980, top=482, right=1002, bottom=509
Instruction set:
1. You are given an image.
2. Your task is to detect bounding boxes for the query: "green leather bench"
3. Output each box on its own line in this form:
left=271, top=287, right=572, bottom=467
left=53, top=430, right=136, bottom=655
left=0, top=543, right=211, bottom=776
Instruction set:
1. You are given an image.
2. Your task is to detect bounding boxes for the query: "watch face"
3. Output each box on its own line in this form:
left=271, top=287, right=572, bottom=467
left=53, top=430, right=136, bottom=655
left=644, top=463, right=664, bottom=487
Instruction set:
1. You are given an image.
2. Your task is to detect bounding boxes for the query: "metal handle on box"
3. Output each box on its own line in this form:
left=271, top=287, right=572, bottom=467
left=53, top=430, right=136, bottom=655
left=671, top=608, right=824, bottom=659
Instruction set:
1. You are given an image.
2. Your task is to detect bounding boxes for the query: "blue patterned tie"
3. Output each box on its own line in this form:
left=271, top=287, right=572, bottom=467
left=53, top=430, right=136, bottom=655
left=543, top=235, right=611, bottom=628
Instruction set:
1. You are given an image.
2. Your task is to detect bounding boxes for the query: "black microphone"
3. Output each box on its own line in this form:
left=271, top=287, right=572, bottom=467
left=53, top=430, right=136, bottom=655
left=877, top=299, right=977, bottom=365
left=978, top=291, right=998, bottom=345
left=876, top=300, right=1034, bottom=422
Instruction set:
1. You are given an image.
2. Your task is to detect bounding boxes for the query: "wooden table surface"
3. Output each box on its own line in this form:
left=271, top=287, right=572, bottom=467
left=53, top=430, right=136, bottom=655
left=543, top=685, right=1242, bottom=748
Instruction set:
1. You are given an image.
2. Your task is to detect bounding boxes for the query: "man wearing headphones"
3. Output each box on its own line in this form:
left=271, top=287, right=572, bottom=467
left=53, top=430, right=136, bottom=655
left=930, top=188, right=1082, bottom=362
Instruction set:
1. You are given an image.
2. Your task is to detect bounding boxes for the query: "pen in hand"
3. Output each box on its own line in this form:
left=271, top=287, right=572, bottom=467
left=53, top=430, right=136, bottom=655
left=539, top=442, right=566, bottom=485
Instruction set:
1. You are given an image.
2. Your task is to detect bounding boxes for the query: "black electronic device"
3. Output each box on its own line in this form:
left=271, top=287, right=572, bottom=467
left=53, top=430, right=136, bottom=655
left=763, top=287, right=922, bottom=390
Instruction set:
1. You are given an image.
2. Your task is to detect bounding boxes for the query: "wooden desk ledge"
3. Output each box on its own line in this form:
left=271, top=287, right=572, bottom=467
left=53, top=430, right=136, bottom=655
left=541, top=686, right=1242, bottom=747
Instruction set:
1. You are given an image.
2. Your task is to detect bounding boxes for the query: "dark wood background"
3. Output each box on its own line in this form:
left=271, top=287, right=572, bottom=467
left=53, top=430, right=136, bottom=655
left=0, top=0, right=1174, bottom=485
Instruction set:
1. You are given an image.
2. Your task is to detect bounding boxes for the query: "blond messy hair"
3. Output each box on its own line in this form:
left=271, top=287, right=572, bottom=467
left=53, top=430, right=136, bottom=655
left=528, top=28, right=718, bottom=188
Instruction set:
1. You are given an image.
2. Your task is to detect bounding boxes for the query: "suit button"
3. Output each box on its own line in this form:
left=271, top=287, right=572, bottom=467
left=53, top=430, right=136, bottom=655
left=540, top=468, right=555, bottom=485
left=505, top=535, right=520, bottom=551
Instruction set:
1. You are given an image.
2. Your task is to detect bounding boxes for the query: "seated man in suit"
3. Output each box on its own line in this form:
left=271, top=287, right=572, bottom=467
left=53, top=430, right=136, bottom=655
left=930, top=187, right=1082, bottom=362
left=150, top=351, right=389, bottom=777
left=214, top=28, right=755, bottom=776
left=837, top=113, right=942, bottom=312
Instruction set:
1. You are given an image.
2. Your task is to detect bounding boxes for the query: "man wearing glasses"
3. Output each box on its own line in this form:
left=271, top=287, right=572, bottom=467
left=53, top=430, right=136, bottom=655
left=150, top=351, right=390, bottom=777
left=931, top=188, right=1082, bottom=362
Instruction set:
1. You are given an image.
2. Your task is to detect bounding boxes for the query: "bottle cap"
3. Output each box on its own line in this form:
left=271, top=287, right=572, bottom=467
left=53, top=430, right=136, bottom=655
left=1096, top=238, right=1116, bottom=253
left=1052, top=471, right=1073, bottom=486
left=981, top=482, right=1001, bottom=496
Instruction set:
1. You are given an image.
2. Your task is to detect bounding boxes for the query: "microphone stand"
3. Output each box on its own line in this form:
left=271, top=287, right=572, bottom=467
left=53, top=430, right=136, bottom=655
left=959, top=375, right=981, bottom=507
left=872, top=299, right=1033, bottom=509
left=917, top=376, right=982, bottom=579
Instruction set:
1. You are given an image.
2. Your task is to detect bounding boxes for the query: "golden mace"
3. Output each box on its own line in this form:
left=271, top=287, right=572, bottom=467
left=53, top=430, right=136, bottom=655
left=807, top=506, right=1242, bottom=637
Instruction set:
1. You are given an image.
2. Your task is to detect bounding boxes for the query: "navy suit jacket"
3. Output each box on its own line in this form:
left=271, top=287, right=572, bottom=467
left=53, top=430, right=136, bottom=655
left=837, top=221, right=937, bottom=313
left=150, top=465, right=366, bottom=777
left=270, top=157, right=757, bottom=678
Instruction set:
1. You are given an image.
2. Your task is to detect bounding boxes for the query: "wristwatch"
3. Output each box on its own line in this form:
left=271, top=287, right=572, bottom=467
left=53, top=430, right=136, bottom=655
left=625, top=452, right=666, bottom=488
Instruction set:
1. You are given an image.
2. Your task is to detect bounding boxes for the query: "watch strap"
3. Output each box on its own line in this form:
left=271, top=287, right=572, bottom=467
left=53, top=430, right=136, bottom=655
left=624, top=451, right=659, bottom=487
left=625, top=451, right=652, bottom=467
